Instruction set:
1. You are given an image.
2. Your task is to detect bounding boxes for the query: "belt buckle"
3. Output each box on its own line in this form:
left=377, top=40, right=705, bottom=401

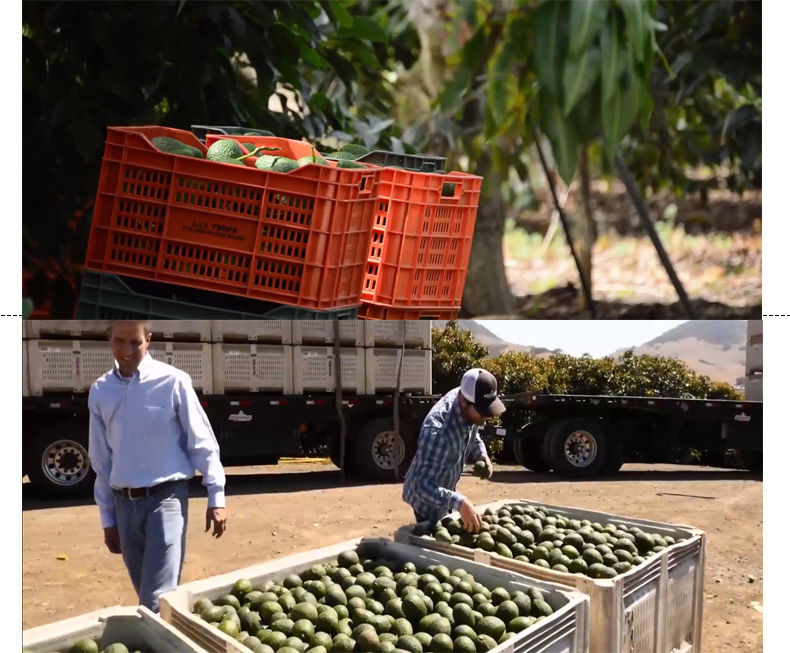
left=127, top=487, right=144, bottom=500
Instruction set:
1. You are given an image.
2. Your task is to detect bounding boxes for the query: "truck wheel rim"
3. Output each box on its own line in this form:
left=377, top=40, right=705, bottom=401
left=563, top=430, right=597, bottom=468
left=41, top=439, right=90, bottom=486
left=371, top=431, right=405, bottom=470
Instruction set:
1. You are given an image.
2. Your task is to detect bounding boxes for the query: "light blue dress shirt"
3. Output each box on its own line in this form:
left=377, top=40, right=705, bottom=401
left=88, top=353, right=226, bottom=528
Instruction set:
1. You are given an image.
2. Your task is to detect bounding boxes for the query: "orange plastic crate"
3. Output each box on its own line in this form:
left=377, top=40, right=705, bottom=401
left=359, top=167, right=481, bottom=312
left=358, top=303, right=460, bottom=320
left=84, top=126, right=380, bottom=310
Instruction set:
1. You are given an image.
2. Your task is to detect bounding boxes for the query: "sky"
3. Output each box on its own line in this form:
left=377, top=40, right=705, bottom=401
left=476, top=320, right=687, bottom=358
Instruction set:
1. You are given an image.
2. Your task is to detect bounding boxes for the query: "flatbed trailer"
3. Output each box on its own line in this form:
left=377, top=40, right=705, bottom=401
left=487, top=392, right=763, bottom=477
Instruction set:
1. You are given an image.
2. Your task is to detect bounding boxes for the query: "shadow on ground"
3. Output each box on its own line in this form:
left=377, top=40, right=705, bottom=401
left=22, top=464, right=761, bottom=512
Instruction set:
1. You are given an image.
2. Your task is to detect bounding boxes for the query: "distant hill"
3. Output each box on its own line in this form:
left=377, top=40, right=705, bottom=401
left=432, top=320, right=561, bottom=357
left=613, top=321, right=747, bottom=385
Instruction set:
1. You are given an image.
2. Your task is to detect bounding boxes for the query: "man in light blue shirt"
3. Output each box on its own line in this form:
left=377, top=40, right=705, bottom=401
left=88, top=321, right=227, bottom=612
left=403, top=368, right=505, bottom=532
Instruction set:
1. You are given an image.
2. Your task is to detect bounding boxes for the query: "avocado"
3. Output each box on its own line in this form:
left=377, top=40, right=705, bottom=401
left=207, top=139, right=244, bottom=161
left=331, top=633, right=356, bottom=652
left=339, top=143, right=371, bottom=156
left=476, top=615, right=506, bottom=640
left=395, top=634, right=422, bottom=653
left=151, top=136, right=203, bottom=158
left=337, top=159, right=366, bottom=169
left=531, top=599, right=554, bottom=618
left=68, top=640, right=100, bottom=653
left=472, top=460, right=490, bottom=479
left=100, top=645, right=129, bottom=653
left=453, top=635, right=477, bottom=653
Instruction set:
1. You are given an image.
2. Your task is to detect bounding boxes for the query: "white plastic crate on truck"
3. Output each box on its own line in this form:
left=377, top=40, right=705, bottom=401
left=22, top=605, right=208, bottom=652
left=148, top=342, right=213, bottom=393
left=210, top=320, right=293, bottom=344
left=211, top=343, right=294, bottom=393
left=28, top=340, right=112, bottom=394
left=291, top=320, right=365, bottom=346
left=293, top=346, right=366, bottom=393
left=363, top=320, right=432, bottom=348
left=25, top=320, right=212, bottom=341
left=397, top=499, right=706, bottom=653
left=160, top=537, right=590, bottom=653
left=365, top=347, right=432, bottom=394
left=28, top=339, right=213, bottom=394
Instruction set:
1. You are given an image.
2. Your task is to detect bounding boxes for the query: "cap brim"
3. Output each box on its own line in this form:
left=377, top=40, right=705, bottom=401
left=481, top=397, right=506, bottom=417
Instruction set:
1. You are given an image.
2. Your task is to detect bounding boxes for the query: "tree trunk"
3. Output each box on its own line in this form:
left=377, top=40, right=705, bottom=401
left=461, top=151, right=514, bottom=316
left=577, top=145, right=595, bottom=315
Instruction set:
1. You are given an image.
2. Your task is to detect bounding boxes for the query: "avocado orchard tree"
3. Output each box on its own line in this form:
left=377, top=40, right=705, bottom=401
left=23, top=0, right=416, bottom=317
left=622, top=0, right=761, bottom=196
left=431, top=321, right=490, bottom=394
left=431, top=322, right=742, bottom=400
left=398, top=0, right=661, bottom=316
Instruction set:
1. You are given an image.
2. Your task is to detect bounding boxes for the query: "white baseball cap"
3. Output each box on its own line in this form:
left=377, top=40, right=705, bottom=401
left=460, top=368, right=506, bottom=417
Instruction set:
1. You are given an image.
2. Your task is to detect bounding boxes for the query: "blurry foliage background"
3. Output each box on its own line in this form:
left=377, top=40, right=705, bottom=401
left=22, top=0, right=760, bottom=317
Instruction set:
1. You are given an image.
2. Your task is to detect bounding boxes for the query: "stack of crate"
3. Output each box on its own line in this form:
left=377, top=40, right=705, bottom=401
left=213, top=321, right=433, bottom=395
left=23, top=321, right=214, bottom=396
left=23, top=321, right=433, bottom=397
left=362, top=321, right=432, bottom=395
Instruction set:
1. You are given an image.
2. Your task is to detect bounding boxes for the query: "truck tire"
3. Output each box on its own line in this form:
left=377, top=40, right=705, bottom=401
left=542, top=418, right=609, bottom=478
left=512, top=423, right=552, bottom=472
left=24, top=424, right=95, bottom=498
left=352, top=417, right=415, bottom=482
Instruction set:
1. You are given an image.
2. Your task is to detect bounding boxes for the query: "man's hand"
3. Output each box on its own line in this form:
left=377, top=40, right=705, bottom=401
left=206, top=507, right=227, bottom=538
left=103, top=526, right=122, bottom=554
left=459, top=498, right=482, bottom=533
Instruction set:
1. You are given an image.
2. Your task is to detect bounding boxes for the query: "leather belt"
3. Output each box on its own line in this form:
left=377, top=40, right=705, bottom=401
left=113, top=479, right=184, bottom=500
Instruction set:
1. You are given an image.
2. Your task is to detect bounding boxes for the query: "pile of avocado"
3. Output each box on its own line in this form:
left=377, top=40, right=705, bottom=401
left=430, top=502, right=683, bottom=580
left=151, top=133, right=367, bottom=171
left=26, top=640, right=140, bottom=653
left=191, top=547, right=554, bottom=652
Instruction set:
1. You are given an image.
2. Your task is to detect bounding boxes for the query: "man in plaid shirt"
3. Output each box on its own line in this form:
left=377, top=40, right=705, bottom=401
left=403, top=368, right=506, bottom=532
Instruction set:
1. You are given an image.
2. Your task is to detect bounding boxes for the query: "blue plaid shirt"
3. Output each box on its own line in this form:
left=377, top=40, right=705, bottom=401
left=402, top=388, right=487, bottom=525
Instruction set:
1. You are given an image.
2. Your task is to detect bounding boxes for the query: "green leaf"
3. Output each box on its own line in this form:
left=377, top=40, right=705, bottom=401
left=299, top=41, right=329, bottom=69
left=562, top=47, right=601, bottom=115
left=616, top=0, right=648, bottom=62
left=488, top=42, right=518, bottom=127
left=569, top=0, right=609, bottom=56
left=601, top=72, right=642, bottom=162
left=438, top=67, right=472, bottom=112
left=325, top=1, right=353, bottom=28
left=600, top=14, right=624, bottom=102
left=340, top=39, right=380, bottom=69
left=539, top=91, right=579, bottom=183
left=534, top=0, right=566, bottom=99
left=571, top=83, right=602, bottom=143
left=344, top=16, right=387, bottom=43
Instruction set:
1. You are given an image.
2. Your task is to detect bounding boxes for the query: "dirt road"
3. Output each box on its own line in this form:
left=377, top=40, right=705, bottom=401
left=23, top=462, right=762, bottom=650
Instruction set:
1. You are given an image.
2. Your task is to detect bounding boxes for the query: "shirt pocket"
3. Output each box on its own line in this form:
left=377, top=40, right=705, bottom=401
left=143, top=405, right=175, bottom=430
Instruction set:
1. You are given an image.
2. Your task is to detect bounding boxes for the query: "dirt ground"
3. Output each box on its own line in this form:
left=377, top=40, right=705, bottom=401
left=23, top=462, right=763, bottom=650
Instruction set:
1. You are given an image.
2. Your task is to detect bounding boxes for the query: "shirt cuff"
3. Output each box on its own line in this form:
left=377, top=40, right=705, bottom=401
left=449, top=491, right=466, bottom=512
left=207, top=486, right=226, bottom=508
left=99, top=508, right=117, bottom=529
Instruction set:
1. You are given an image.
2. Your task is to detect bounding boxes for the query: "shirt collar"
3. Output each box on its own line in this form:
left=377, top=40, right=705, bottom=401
left=113, top=352, right=153, bottom=382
